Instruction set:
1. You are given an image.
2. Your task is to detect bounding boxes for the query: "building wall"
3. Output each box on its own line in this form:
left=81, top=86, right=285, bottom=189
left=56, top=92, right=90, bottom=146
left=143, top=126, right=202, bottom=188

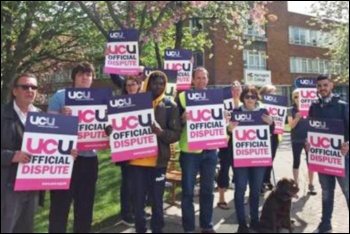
left=205, top=1, right=333, bottom=86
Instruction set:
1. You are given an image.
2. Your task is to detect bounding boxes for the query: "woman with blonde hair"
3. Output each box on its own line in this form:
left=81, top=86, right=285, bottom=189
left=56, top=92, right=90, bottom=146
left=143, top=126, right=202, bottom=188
left=288, top=89, right=316, bottom=194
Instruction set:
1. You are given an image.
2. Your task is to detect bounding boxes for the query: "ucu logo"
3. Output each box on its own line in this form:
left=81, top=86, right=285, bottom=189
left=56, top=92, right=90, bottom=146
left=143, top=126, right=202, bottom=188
left=68, top=91, right=91, bottom=100
left=263, top=95, right=277, bottom=102
left=300, top=90, right=317, bottom=99
left=309, top=120, right=327, bottom=129
left=234, top=114, right=252, bottom=122
left=26, top=138, right=74, bottom=155
left=109, top=32, right=124, bottom=39
left=300, top=79, right=315, bottom=86
left=268, top=107, right=285, bottom=117
left=107, top=44, right=137, bottom=54
left=310, top=136, right=341, bottom=150
left=166, top=51, right=181, bottom=57
left=78, top=110, right=107, bottom=123
left=189, top=109, right=223, bottom=121
left=165, top=62, right=191, bottom=72
left=110, top=98, right=132, bottom=108
left=188, top=93, right=206, bottom=101
left=112, top=114, right=152, bottom=130
left=235, top=129, right=268, bottom=141
left=30, top=116, right=55, bottom=127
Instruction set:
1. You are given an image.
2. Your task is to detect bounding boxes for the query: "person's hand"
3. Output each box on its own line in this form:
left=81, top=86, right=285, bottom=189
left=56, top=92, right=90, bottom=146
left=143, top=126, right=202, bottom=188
left=341, top=142, right=349, bottom=156
left=227, top=121, right=239, bottom=132
left=12, top=151, right=31, bottom=164
left=305, top=142, right=310, bottom=152
left=71, top=149, right=78, bottom=160
left=61, top=106, right=72, bottom=116
left=295, top=112, right=302, bottom=120
left=224, top=110, right=231, bottom=124
left=262, top=114, right=273, bottom=125
left=182, top=112, right=189, bottom=123
left=151, top=121, right=163, bottom=135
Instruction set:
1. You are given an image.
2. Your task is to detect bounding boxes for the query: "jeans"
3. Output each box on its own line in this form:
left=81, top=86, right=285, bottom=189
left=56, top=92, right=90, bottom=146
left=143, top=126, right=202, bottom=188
left=318, top=154, right=349, bottom=229
left=234, top=166, right=266, bottom=226
left=180, top=150, right=218, bottom=232
left=217, top=147, right=233, bottom=188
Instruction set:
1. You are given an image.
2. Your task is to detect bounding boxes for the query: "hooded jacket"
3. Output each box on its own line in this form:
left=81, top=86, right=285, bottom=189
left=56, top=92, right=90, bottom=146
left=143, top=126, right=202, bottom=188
left=129, top=71, right=182, bottom=168
left=309, top=94, right=349, bottom=142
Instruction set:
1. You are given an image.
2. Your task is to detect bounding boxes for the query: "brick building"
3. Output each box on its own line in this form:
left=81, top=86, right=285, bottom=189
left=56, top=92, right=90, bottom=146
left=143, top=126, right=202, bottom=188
left=203, top=1, right=343, bottom=86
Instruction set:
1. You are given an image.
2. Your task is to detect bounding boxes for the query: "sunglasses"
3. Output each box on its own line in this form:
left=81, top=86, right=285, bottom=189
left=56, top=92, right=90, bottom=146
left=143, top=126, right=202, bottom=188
left=294, top=96, right=299, bottom=99
left=16, top=84, right=38, bottom=91
left=244, top=95, right=257, bottom=100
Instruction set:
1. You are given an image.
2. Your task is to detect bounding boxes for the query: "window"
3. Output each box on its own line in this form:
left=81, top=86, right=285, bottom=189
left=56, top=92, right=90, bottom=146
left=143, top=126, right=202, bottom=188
left=192, top=51, right=204, bottom=68
left=243, top=50, right=267, bottom=70
left=290, top=57, right=330, bottom=74
left=289, top=26, right=328, bottom=47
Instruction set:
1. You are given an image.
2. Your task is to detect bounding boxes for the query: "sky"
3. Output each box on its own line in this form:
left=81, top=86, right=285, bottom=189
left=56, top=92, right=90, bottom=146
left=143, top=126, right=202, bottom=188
left=288, top=1, right=316, bottom=15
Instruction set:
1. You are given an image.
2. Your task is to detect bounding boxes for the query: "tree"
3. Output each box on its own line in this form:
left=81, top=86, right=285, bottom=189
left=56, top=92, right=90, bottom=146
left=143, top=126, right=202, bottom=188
left=77, top=1, right=273, bottom=68
left=1, top=1, right=103, bottom=103
left=311, top=1, right=349, bottom=82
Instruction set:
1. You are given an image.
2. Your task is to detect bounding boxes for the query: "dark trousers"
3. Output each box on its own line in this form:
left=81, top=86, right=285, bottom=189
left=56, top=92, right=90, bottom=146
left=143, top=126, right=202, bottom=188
left=120, top=164, right=134, bottom=220
left=263, top=135, right=279, bottom=184
left=292, top=142, right=308, bottom=169
left=130, top=166, right=166, bottom=233
left=217, top=148, right=233, bottom=188
left=1, top=190, right=37, bottom=233
left=48, top=156, right=98, bottom=233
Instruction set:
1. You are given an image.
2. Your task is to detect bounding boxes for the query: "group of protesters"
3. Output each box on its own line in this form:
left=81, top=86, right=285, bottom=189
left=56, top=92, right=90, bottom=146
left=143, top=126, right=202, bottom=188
left=1, top=62, right=349, bottom=234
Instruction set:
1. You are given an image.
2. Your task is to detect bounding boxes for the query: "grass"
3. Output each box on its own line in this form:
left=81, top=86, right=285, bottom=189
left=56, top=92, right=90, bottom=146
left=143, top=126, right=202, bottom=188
left=34, top=150, right=121, bottom=233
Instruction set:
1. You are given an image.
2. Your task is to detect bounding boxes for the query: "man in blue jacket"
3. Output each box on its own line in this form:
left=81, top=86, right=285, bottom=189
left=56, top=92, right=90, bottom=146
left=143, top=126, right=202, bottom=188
left=308, top=75, right=349, bottom=233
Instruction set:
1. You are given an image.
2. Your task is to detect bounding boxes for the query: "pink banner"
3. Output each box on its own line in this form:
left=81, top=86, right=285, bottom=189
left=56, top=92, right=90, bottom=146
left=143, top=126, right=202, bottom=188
left=189, top=139, right=227, bottom=151
left=111, top=146, right=158, bottom=162
left=15, top=179, right=71, bottom=191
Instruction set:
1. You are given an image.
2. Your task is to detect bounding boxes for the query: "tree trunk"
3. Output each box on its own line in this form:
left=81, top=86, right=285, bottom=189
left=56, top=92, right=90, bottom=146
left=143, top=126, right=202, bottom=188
left=175, top=20, right=184, bottom=49
left=154, top=41, right=162, bottom=69
left=1, top=69, right=17, bottom=104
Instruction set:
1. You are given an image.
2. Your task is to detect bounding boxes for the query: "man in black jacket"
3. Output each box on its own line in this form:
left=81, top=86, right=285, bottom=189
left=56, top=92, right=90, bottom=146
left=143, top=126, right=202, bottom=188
left=1, top=73, right=40, bottom=233
left=308, top=75, right=349, bottom=233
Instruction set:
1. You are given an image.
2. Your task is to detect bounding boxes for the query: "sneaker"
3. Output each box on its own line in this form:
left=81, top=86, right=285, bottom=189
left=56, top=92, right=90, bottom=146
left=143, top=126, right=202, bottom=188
left=237, top=225, right=250, bottom=233
left=145, top=212, right=152, bottom=221
left=249, top=222, right=261, bottom=233
left=265, top=182, right=274, bottom=191
left=121, top=217, right=134, bottom=227
left=312, top=224, right=332, bottom=233
left=202, top=229, right=216, bottom=233
left=308, top=184, right=317, bottom=195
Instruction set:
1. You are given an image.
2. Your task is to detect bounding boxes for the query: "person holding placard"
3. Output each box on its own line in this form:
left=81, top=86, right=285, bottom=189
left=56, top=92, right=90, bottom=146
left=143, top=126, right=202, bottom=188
left=1, top=74, right=41, bottom=233
left=128, top=71, right=181, bottom=233
left=47, top=62, right=97, bottom=233
left=230, top=85, right=274, bottom=233
left=307, top=75, right=349, bottom=233
left=288, top=89, right=316, bottom=195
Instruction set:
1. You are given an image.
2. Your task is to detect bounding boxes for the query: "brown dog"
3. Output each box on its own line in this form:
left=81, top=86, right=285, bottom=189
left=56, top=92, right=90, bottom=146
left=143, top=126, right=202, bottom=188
left=259, top=178, right=299, bottom=233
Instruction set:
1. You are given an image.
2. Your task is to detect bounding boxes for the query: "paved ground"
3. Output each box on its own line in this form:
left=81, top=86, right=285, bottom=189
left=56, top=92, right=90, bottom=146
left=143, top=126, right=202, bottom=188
left=98, top=134, right=349, bottom=233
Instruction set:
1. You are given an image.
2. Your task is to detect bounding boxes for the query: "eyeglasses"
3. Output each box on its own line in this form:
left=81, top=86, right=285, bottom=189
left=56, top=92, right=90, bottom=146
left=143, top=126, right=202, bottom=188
left=294, top=96, right=299, bottom=99
left=16, top=84, right=38, bottom=91
left=244, top=95, right=257, bottom=100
